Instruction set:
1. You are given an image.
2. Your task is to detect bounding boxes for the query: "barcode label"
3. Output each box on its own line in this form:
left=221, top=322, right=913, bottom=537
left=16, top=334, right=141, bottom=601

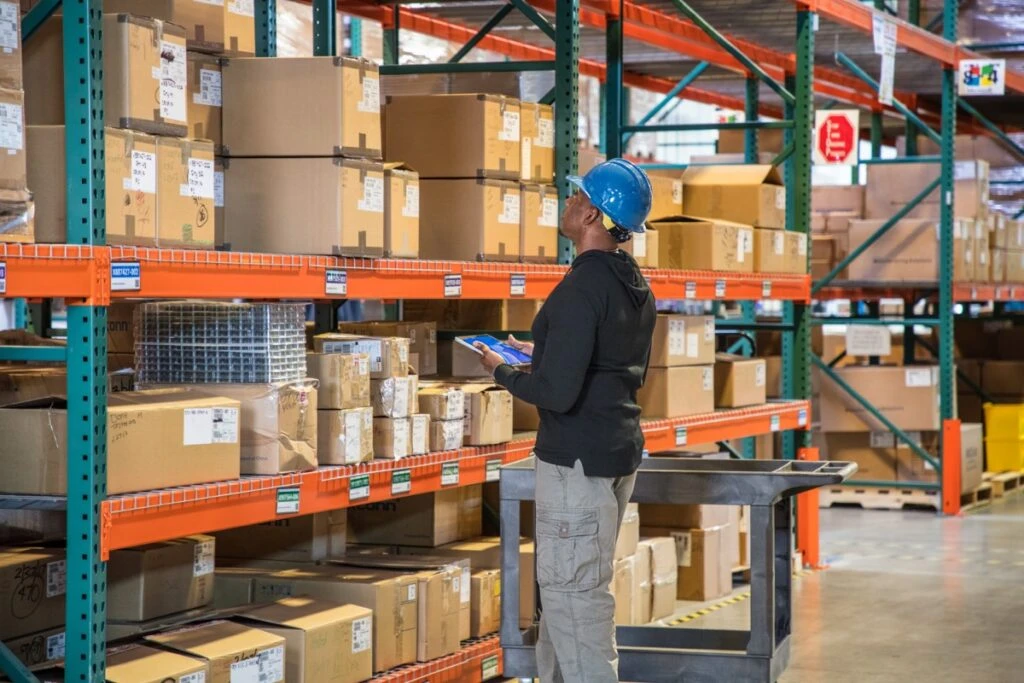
left=46, top=560, right=66, bottom=598
left=193, top=540, right=215, bottom=576
left=352, top=616, right=372, bottom=652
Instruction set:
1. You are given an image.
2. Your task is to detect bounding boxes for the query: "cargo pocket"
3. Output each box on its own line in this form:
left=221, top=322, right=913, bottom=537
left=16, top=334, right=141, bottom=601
left=535, top=507, right=601, bottom=593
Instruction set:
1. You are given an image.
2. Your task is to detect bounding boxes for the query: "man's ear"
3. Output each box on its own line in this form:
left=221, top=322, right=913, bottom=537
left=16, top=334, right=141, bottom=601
left=584, top=203, right=602, bottom=226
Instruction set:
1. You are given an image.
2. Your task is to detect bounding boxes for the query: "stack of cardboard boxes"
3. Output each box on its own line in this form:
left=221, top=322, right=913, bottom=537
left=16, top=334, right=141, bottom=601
left=307, top=351, right=374, bottom=466
left=637, top=313, right=716, bottom=418
left=0, top=1, right=30, bottom=244
left=609, top=505, right=679, bottom=625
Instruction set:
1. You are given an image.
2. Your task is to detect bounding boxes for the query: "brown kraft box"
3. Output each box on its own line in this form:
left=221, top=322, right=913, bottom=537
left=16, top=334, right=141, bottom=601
left=156, top=136, right=217, bottom=249
left=753, top=228, right=807, bottom=274
left=337, top=321, right=437, bottom=377
left=224, top=0, right=256, bottom=55
left=818, top=365, right=942, bottom=432
left=650, top=216, right=755, bottom=272
left=103, top=0, right=227, bottom=53
left=145, top=620, right=286, bottom=683
left=318, top=407, right=374, bottom=465
left=107, top=535, right=215, bottom=621
left=420, top=178, right=521, bottom=261
left=347, top=486, right=483, bottom=547
left=648, top=314, right=715, bottom=367
left=714, top=354, right=767, bottom=408
left=0, top=2, right=22, bottom=89
left=519, top=101, right=554, bottom=183
left=681, top=165, right=786, bottom=229
left=214, top=511, right=347, bottom=563
left=187, top=52, right=223, bottom=151
left=520, top=183, right=559, bottom=263
left=0, top=548, right=66, bottom=641
left=637, top=366, right=714, bottom=418
left=384, top=163, right=420, bottom=258
left=306, top=352, right=371, bottom=410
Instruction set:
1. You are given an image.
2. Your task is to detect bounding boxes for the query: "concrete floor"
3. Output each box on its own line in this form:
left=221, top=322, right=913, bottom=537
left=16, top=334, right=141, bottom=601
left=667, top=494, right=1024, bottom=682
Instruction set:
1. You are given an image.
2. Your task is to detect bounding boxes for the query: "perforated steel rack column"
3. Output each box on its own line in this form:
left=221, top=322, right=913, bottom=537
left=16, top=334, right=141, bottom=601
left=256, top=0, right=277, bottom=56
left=555, top=0, right=579, bottom=265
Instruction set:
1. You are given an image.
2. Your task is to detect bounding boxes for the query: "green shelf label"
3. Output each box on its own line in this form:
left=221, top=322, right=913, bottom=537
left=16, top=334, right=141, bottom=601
left=349, top=474, right=370, bottom=501
left=675, top=426, right=687, bottom=446
left=391, top=469, right=412, bottom=495
left=441, top=461, right=459, bottom=486
left=481, top=655, right=499, bottom=680
left=276, top=487, right=300, bottom=515
left=485, top=459, right=502, bottom=482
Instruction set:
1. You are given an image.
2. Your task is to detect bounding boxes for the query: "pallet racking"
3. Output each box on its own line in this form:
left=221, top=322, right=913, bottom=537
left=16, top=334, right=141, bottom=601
left=0, top=0, right=1020, bottom=681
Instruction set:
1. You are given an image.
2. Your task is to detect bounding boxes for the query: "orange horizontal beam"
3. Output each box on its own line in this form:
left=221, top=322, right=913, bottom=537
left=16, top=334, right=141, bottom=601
left=100, top=402, right=810, bottom=556
left=0, top=244, right=109, bottom=305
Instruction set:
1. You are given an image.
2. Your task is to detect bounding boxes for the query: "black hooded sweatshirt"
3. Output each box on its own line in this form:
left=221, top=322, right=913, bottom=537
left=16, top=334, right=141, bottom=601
left=493, top=249, right=656, bottom=478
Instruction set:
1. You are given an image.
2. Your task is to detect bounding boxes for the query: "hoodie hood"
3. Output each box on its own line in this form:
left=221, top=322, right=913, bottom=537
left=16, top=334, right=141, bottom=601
left=572, top=249, right=652, bottom=308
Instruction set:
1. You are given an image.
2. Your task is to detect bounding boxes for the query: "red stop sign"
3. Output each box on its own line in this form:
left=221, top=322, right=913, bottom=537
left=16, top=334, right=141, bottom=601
left=817, top=114, right=856, bottom=164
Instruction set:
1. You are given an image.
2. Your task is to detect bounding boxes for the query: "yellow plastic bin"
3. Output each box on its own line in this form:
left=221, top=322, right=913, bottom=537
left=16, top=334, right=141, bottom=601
left=983, top=403, right=1024, bottom=441
left=984, top=438, right=1024, bottom=472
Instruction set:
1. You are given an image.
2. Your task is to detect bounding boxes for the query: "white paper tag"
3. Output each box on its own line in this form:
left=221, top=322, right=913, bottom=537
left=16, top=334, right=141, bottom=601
left=358, top=356, right=370, bottom=377
left=393, top=378, right=410, bottom=416
left=0, top=3, right=17, bottom=51
left=256, top=645, right=284, bottom=683
left=632, top=231, right=647, bottom=258
left=845, top=325, right=891, bottom=357
left=444, top=274, right=462, bottom=298
left=668, top=319, right=685, bottom=357
left=45, top=632, right=66, bottom=661
left=905, top=368, right=933, bottom=388
left=499, top=110, right=520, bottom=142
left=704, top=318, right=715, bottom=341
left=213, top=170, right=225, bottom=207
left=111, top=262, right=141, bottom=291
left=126, top=150, right=157, bottom=194
left=879, top=52, right=895, bottom=105
left=412, top=416, right=428, bottom=455
left=773, top=231, right=785, bottom=256
left=521, top=137, right=532, bottom=177
left=540, top=197, right=559, bottom=227
left=231, top=657, right=259, bottom=683
left=755, top=363, right=766, bottom=387
left=461, top=567, right=471, bottom=603
left=160, top=41, right=187, bottom=122
left=194, top=68, right=222, bottom=107
left=393, top=420, right=409, bottom=458
left=352, top=616, right=372, bottom=653
left=798, top=233, right=807, bottom=255
left=686, top=332, right=699, bottom=359
left=182, top=157, right=215, bottom=199
left=402, top=183, right=419, bottom=218
left=499, top=193, right=520, bottom=224
left=359, top=76, right=380, bottom=113
left=873, top=14, right=897, bottom=56
left=228, top=0, right=255, bottom=17
left=345, top=410, right=363, bottom=463
left=46, top=560, right=66, bottom=598
left=193, top=540, right=215, bottom=576
left=737, top=232, right=746, bottom=263
left=183, top=407, right=239, bottom=445
left=325, top=269, right=347, bottom=296
left=702, top=367, right=713, bottom=391
left=407, top=583, right=417, bottom=602
left=672, top=531, right=692, bottom=568
left=359, top=176, right=385, bottom=213
left=537, top=117, right=554, bottom=148
left=870, top=431, right=896, bottom=449
left=671, top=180, right=683, bottom=205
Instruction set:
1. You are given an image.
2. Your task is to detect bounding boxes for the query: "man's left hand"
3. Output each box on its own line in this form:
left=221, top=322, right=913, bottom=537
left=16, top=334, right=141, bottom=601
left=474, top=342, right=506, bottom=375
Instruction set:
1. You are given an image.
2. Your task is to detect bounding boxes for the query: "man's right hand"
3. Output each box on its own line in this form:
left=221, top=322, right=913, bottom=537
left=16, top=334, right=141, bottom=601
left=507, top=334, right=534, bottom=357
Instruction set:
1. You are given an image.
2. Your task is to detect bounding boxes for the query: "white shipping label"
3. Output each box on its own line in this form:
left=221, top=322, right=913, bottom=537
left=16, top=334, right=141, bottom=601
left=0, top=101, right=23, bottom=151
left=193, top=540, right=215, bottom=576
left=798, top=234, right=807, bottom=256
left=230, top=657, right=260, bottom=683
left=46, top=560, right=66, bottom=598
left=459, top=567, right=471, bottom=603
left=975, top=220, right=984, bottom=239
left=775, top=188, right=786, bottom=210
left=359, top=176, right=385, bottom=213
left=357, top=75, right=380, bottom=113
left=229, top=0, right=255, bottom=17
left=686, top=332, right=699, bottom=359
left=905, top=368, right=934, bottom=388
left=125, top=151, right=157, bottom=194
left=632, top=231, right=647, bottom=258
left=257, top=645, right=284, bottom=683
left=521, top=138, right=532, bottom=178
left=412, top=417, right=427, bottom=454
left=737, top=232, right=746, bottom=263
left=394, top=419, right=409, bottom=457
left=358, top=356, right=370, bottom=377
left=668, top=319, right=686, bottom=357
left=755, top=363, right=766, bottom=387
left=540, top=197, right=559, bottom=227
left=345, top=410, right=363, bottom=463
left=702, top=367, right=713, bottom=391
left=447, top=390, right=465, bottom=420
left=499, top=110, right=520, bottom=142
left=773, top=232, right=785, bottom=256
left=393, top=379, right=410, bottom=416
left=46, top=632, right=66, bottom=661
left=214, top=170, right=225, bottom=207
left=0, top=3, right=18, bottom=51
left=537, top=117, right=555, bottom=148
left=183, top=407, right=239, bottom=445
left=672, top=531, right=692, bottom=568
left=704, top=319, right=714, bottom=341
left=402, top=183, right=419, bottom=218
left=194, top=68, right=222, bottom=107
left=870, top=431, right=896, bottom=449
left=845, top=325, right=891, bottom=357
left=672, top=180, right=683, bottom=205
left=498, top=193, right=520, bottom=224
left=352, top=616, right=372, bottom=653
left=160, top=41, right=187, bottom=122
left=408, top=583, right=417, bottom=601
left=878, top=52, right=895, bottom=105
left=184, top=158, right=215, bottom=199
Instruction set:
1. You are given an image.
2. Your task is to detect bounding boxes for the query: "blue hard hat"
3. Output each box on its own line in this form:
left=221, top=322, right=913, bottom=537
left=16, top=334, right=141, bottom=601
left=567, top=158, right=653, bottom=233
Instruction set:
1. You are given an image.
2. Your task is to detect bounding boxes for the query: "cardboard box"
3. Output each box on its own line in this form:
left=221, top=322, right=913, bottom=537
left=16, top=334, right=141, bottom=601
left=846, top=219, right=943, bottom=281
left=251, top=567, right=418, bottom=673
left=26, top=14, right=188, bottom=136
left=384, top=94, right=520, bottom=180
left=611, top=555, right=635, bottom=625
left=614, top=503, right=639, bottom=560
left=240, top=598, right=373, bottom=683
left=512, top=395, right=539, bottom=431
left=223, top=57, right=379, bottom=157
left=519, top=101, right=554, bottom=183
left=819, top=365, right=942, bottom=431
left=318, top=407, right=373, bottom=465
left=651, top=216, right=755, bottom=272
left=213, top=566, right=270, bottom=609
left=4, top=626, right=65, bottom=669
left=224, top=0, right=255, bottom=55
left=642, top=537, right=678, bottom=622
left=418, top=386, right=465, bottom=421
left=644, top=526, right=731, bottom=602
left=681, top=165, right=786, bottom=229
left=307, top=352, right=370, bottom=410
left=337, top=322, right=436, bottom=378
left=462, top=384, right=514, bottom=445
left=718, top=128, right=785, bottom=155
left=714, top=354, right=767, bottom=408
left=621, top=227, right=659, bottom=267
left=107, top=535, right=215, bottom=621
left=0, top=87, right=24, bottom=199
left=373, top=417, right=410, bottom=460
left=812, top=184, right=864, bottom=216
left=753, top=228, right=807, bottom=274
left=0, top=548, right=66, bottom=640
left=437, top=338, right=492, bottom=379
left=639, top=503, right=730, bottom=529
left=213, top=156, right=225, bottom=246
left=383, top=163, right=420, bottom=258
left=991, top=212, right=1008, bottom=249
left=649, top=314, right=715, bottom=368
left=764, top=355, right=782, bottom=398
left=348, top=486, right=482, bottom=547
left=105, top=644, right=210, bottom=683
left=215, top=512, right=346, bottom=564
left=960, top=423, right=984, bottom=492
left=1007, top=250, right=1024, bottom=283
left=314, top=334, right=409, bottom=379
left=187, top=52, right=223, bottom=150
left=371, top=375, right=418, bottom=418
left=409, top=413, right=429, bottom=455
left=223, top=156, right=384, bottom=256
left=821, top=432, right=895, bottom=481
left=638, top=365, right=714, bottom=418
left=632, top=540, right=652, bottom=624
left=865, top=160, right=989, bottom=220
left=103, top=0, right=227, bottom=53
left=403, top=299, right=541, bottom=331
left=724, top=508, right=741, bottom=570
left=420, top=179, right=521, bottom=262
left=648, top=172, right=683, bottom=221
left=0, top=391, right=241, bottom=495
left=0, top=2, right=21, bottom=90
left=520, top=183, right=559, bottom=262
left=146, top=620, right=286, bottom=683
left=894, top=432, right=941, bottom=484
left=991, top=248, right=1006, bottom=283
left=156, top=136, right=217, bottom=248
left=430, top=418, right=466, bottom=452
left=470, top=569, right=502, bottom=637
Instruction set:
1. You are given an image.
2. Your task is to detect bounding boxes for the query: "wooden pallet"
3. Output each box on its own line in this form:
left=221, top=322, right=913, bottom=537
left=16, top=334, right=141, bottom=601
left=986, top=471, right=1024, bottom=498
left=961, top=483, right=994, bottom=512
left=819, top=484, right=994, bottom=512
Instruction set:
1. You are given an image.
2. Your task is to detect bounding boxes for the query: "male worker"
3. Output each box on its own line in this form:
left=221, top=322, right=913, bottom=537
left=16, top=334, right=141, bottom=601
left=475, top=158, right=657, bottom=682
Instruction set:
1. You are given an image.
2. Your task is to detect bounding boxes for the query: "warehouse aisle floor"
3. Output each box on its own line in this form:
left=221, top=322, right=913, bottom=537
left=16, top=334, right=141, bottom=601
left=671, top=495, right=1024, bottom=682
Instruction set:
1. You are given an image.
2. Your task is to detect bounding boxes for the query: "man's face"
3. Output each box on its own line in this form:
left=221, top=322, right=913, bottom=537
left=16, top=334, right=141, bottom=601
left=560, top=190, right=595, bottom=242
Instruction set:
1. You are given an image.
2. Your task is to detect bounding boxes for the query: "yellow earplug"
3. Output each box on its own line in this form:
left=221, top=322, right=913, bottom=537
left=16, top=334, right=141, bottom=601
left=602, top=213, right=617, bottom=231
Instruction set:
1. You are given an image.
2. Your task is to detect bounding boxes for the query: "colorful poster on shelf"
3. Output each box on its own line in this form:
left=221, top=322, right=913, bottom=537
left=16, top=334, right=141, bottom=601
left=958, top=59, right=1005, bottom=96
left=813, top=110, right=859, bottom=166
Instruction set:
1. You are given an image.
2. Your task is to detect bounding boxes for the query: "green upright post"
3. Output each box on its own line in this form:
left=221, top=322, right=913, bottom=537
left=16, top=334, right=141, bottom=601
left=555, top=0, right=579, bottom=265
left=938, top=1, right=958, bottom=467
left=744, top=77, right=759, bottom=163
left=63, top=2, right=107, bottom=682
left=383, top=5, right=400, bottom=65
left=908, top=0, right=921, bottom=26
left=312, top=0, right=336, bottom=56
left=904, top=0, right=920, bottom=156
left=255, top=0, right=276, bottom=56
left=349, top=18, right=363, bottom=57
left=870, top=111, right=883, bottom=159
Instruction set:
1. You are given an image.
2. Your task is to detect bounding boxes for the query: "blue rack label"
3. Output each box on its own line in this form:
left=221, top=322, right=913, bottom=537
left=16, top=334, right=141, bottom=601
left=481, top=655, right=500, bottom=680
left=675, top=426, right=687, bottom=446
left=798, top=409, right=808, bottom=427
left=391, top=469, right=412, bottom=495
left=111, top=262, right=141, bottom=291
left=715, top=280, right=726, bottom=298
left=349, top=474, right=370, bottom=501
left=275, top=487, right=300, bottom=515
left=444, top=274, right=462, bottom=297
left=510, top=273, right=526, bottom=297
left=0, top=261, right=5, bottom=295
left=441, top=461, right=459, bottom=486
left=485, top=458, right=502, bottom=482
left=325, top=269, right=347, bottom=296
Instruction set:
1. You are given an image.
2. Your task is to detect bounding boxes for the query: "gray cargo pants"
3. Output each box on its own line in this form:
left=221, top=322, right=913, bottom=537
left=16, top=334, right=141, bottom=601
left=534, top=458, right=637, bottom=682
